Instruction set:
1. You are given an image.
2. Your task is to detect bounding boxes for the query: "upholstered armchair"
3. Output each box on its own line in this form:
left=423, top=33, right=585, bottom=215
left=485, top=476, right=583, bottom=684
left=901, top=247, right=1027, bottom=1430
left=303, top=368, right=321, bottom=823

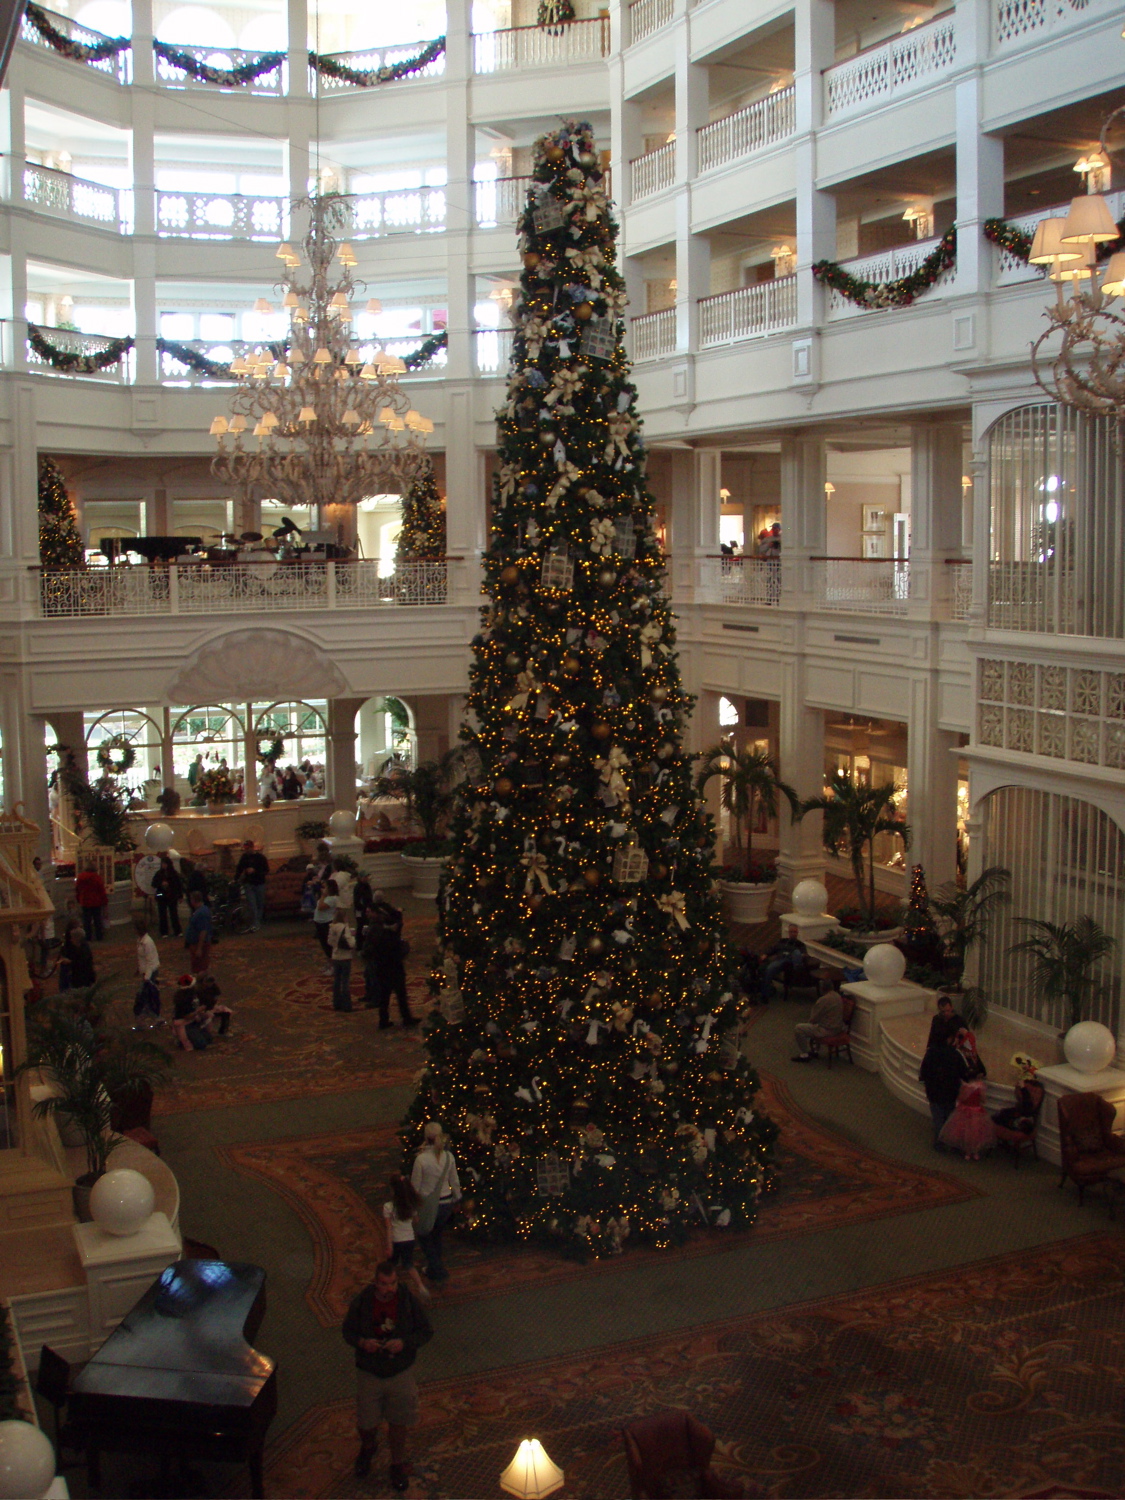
left=1056, top=1092, right=1125, bottom=1205
left=622, top=1410, right=743, bottom=1499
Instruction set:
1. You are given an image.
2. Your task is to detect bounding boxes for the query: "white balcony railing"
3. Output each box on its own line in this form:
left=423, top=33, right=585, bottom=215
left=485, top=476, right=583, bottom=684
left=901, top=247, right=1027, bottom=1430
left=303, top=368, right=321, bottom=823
left=22, top=162, right=131, bottom=233
left=993, top=192, right=1125, bottom=286
left=994, top=0, right=1120, bottom=50
left=37, top=560, right=449, bottom=618
left=474, top=176, right=533, bottom=227
left=813, top=558, right=911, bottom=616
left=312, top=40, right=445, bottom=92
left=947, top=561, right=973, bottom=621
left=156, top=191, right=287, bottom=240
left=699, top=276, right=798, bottom=347
left=697, top=86, right=796, bottom=174
left=473, top=328, right=514, bottom=374
left=20, top=4, right=132, bottom=82
left=824, top=13, right=956, bottom=121
left=351, top=187, right=446, bottom=238
left=154, top=43, right=284, bottom=93
left=25, top=325, right=133, bottom=382
left=630, top=0, right=674, bottom=44
left=472, top=17, right=609, bottom=73
left=707, top=556, right=782, bottom=606
left=159, top=339, right=251, bottom=384
left=630, top=142, right=675, bottom=202
left=825, top=238, right=951, bottom=318
left=631, top=308, right=677, bottom=362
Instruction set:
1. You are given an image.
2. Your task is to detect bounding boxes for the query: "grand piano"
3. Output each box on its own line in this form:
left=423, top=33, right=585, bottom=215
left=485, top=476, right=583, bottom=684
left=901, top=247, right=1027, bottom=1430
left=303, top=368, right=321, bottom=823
left=67, top=1260, right=277, bottom=1498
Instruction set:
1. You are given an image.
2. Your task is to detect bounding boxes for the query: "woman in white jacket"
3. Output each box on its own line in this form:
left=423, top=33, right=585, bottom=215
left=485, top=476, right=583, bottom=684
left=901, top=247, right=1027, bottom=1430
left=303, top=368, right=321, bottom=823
left=409, top=1121, right=461, bottom=1284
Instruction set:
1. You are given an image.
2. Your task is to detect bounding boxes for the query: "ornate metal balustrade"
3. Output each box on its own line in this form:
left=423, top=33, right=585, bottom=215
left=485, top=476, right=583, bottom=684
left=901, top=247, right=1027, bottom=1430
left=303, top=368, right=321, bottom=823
left=156, top=190, right=287, bottom=240
left=630, top=0, right=674, bottom=44
left=20, top=4, right=132, bottom=81
left=25, top=324, right=132, bottom=381
left=697, top=87, right=796, bottom=173
left=631, top=308, right=677, bottom=362
left=351, top=187, right=446, bottom=238
left=155, top=43, right=284, bottom=92
left=812, top=557, right=912, bottom=616
left=978, top=656, right=1125, bottom=772
left=472, top=17, right=610, bottom=74
left=22, top=162, right=130, bottom=231
left=699, top=276, right=798, bottom=347
left=825, top=238, right=950, bottom=318
left=630, top=142, right=675, bottom=202
left=706, top=556, right=782, bottom=606
left=312, top=41, right=445, bottom=92
left=473, top=328, right=515, bottom=374
left=993, top=0, right=1119, bottom=50
left=37, top=560, right=449, bottom=617
left=474, top=176, right=533, bottom=227
left=947, top=560, right=973, bottom=621
left=824, top=14, right=956, bottom=121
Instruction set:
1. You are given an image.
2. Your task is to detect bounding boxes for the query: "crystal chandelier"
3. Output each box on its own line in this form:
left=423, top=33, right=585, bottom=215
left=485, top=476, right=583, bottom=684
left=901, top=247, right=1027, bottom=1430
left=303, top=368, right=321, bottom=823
left=1030, top=107, right=1125, bottom=428
left=210, top=195, right=433, bottom=527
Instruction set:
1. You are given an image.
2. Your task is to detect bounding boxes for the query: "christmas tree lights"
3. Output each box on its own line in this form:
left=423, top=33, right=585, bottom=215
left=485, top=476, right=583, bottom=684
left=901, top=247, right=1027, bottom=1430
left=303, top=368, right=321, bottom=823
left=38, top=456, right=84, bottom=569
left=405, top=122, right=775, bottom=1259
left=396, top=457, right=447, bottom=564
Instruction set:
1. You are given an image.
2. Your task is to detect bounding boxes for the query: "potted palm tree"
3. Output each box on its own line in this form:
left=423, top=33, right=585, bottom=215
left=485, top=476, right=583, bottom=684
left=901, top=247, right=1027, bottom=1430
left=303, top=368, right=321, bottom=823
left=17, top=990, right=171, bottom=1219
left=799, top=771, right=910, bottom=945
left=379, top=754, right=458, bottom=898
left=1008, top=915, right=1117, bottom=1036
left=928, top=865, right=1011, bottom=989
left=696, top=742, right=800, bottom=923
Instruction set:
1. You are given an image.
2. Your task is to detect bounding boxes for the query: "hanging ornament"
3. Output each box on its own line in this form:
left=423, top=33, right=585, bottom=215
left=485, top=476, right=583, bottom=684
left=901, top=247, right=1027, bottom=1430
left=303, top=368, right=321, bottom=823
left=581, top=315, right=616, bottom=361
left=613, top=837, right=650, bottom=885
left=541, top=543, right=575, bottom=590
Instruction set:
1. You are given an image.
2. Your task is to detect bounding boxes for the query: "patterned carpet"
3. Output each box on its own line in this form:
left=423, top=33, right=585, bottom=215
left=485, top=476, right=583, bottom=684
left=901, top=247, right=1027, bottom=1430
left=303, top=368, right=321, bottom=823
left=264, top=1232, right=1125, bottom=1500
left=219, top=1072, right=977, bottom=1325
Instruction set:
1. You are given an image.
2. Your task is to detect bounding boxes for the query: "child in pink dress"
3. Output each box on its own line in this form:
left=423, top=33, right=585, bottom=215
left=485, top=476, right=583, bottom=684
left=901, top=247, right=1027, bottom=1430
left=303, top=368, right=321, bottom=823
left=940, top=1029, right=995, bottom=1159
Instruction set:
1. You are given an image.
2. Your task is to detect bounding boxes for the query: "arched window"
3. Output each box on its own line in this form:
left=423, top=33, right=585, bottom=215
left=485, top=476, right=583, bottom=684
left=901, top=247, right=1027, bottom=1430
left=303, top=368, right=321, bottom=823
left=171, top=704, right=245, bottom=797
left=719, top=695, right=739, bottom=728
left=252, top=700, right=327, bottom=770
left=354, top=695, right=415, bottom=779
left=84, top=708, right=163, bottom=800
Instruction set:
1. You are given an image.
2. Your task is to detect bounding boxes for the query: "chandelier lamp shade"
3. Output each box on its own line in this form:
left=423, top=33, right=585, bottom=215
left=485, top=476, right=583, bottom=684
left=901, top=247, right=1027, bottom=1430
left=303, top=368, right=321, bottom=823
left=1030, top=105, right=1125, bottom=428
left=210, top=195, right=433, bottom=517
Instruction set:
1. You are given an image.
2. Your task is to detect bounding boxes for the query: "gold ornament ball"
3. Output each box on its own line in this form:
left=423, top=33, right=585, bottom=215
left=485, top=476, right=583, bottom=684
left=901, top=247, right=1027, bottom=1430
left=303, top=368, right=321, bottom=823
left=587, top=935, right=605, bottom=954
left=591, top=721, right=612, bottom=741
left=529, top=893, right=545, bottom=912
left=650, top=685, right=669, bottom=703
left=495, top=777, right=514, bottom=796
left=598, top=568, right=616, bottom=587
left=652, top=863, right=668, bottom=879
left=563, top=655, right=580, bottom=675
left=522, top=251, right=541, bottom=269
left=546, top=145, right=565, bottom=164
left=538, top=430, right=556, bottom=445
left=574, top=302, right=594, bottom=322
left=552, top=752, right=571, bottom=767
left=500, top=564, right=520, bottom=586
left=582, top=869, right=601, bottom=887
left=505, top=653, right=522, bottom=670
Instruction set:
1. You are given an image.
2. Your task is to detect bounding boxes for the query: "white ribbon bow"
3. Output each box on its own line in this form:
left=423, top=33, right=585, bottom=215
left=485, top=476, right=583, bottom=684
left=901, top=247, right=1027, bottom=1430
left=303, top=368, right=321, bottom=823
left=596, top=746, right=631, bottom=805
left=605, top=412, right=634, bottom=462
left=547, top=461, right=584, bottom=508
left=658, top=891, right=689, bottom=930
left=590, top=517, right=615, bottom=556
left=521, top=849, right=553, bottom=894
left=509, top=671, right=540, bottom=712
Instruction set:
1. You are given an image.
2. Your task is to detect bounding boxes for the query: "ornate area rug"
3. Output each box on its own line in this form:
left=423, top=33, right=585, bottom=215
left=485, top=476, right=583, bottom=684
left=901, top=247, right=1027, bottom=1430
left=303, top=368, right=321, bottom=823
left=218, top=1073, right=977, bottom=1326
left=87, top=914, right=436, bottom=1117
left=263, top=1232, right=1125, bottom=1500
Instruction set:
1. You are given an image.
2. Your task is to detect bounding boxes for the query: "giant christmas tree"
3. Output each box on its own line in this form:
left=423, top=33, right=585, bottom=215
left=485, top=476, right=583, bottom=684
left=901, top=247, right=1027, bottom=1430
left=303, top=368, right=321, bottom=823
left=396, top=456, right=446, bottom=564
left=407, top=122, right=775, bottom=1258
left=38, top=455, right=84, bottom=568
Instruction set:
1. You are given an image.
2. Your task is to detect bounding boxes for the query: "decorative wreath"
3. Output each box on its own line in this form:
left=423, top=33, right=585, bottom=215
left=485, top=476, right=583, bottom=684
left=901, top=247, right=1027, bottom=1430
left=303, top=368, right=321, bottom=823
left=257, top=734, right=286, bottom=765
left=95, top=734, right=136, bottom=775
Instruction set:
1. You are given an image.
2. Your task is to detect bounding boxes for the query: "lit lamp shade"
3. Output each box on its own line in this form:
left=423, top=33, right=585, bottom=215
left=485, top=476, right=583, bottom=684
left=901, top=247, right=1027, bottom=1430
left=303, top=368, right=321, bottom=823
left=229, top=416, right=247, bottom=434
left=209, top=416, right=228, bottom=436
left=366, top=298, right=382, bottom=314
left=360, top=363, right=377, bottom=380
left=1050, top=241, right=1096, bottom=283
left=253, top=297, right=273, bottom=314
left=383, top=355, right=407, bottom=374
left=1061, top=193, right=1120, bottom=245
left=313, top=347, right=333, bottom=364
left=1100, top=252, right=1125, bottom=297
left=500, top=1439, right=564, bottom=1500
left=275, top=241, right=296, bottom=261
left=1027, top=217, right=1081, bottom=265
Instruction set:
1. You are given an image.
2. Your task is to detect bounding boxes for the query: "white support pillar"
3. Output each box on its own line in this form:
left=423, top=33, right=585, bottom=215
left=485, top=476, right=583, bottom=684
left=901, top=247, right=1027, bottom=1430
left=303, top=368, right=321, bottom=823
left=793, top=0, right=835, bottom=332
left=954, top=55, right=1003, bottom=299
left=286, top=0, right=310, bottom=98
left=780, top=431, right=825, bottom=611
left=909, top=419, right=966, bottom=617
left=327, top=697, right=363, bottom=812
left=776, top=663, right=825, bottom=901
left=673, top=35, right=709, bottom=354
left=905, top=683, right=959, bottom=892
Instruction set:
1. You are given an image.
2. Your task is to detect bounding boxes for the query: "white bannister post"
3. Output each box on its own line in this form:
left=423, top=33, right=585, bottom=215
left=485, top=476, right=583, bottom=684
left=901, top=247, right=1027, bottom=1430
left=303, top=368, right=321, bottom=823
left=326, top=559, right=337, bottom=609
left=168, top=564, right=180, bottom=614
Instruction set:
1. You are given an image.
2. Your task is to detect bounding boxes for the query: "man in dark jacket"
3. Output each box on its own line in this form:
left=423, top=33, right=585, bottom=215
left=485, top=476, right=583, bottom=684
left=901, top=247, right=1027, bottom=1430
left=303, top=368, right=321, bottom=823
left=919, top=1035, right=971, bottom=1148
left=233, top=840, right=270, bottom=931
left=342, top=1260, right=433, bottom=1491
left=362, top=894, right=417, bottom=1029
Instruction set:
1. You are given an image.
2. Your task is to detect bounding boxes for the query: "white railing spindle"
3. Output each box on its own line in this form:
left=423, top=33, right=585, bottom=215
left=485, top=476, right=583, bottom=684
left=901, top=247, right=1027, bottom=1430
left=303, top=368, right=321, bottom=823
left=630, top=142, right=675, bottom=201
left=697, top=86, right=796, bottom=173
left=472, top=17, right=610, bottom=73
left=698, top=276, right=798, bottom=346
left=824, top=15, right=956, bottom=121
left=629, top=0, right=674, bottom=44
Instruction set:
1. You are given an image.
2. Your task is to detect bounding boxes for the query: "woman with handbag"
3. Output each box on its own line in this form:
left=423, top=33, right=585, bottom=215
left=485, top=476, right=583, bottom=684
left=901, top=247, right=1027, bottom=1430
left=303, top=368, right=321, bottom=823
left=409, top=1122, right=461, bottom=1285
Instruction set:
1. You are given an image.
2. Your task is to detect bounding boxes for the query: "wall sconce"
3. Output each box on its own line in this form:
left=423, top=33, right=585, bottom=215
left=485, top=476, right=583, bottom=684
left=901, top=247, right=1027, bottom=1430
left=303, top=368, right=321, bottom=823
left=500, top=1439, right=565, bottom=1500
left=824, top=481, right=836, bottom=496
left=961, top=474, right=972, bottom=492
left=1074, top=147, right=1112, bottom=196
left=771, top=244, right=796, bottom=277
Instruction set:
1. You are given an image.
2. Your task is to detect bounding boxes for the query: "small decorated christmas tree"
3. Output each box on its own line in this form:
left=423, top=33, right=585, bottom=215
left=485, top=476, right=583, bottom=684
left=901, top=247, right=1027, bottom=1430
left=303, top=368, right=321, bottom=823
left=406, top=122, right=775, bottom=1258
left=38, top=455, right=84, bottom=568
left=902, top=863, right=943, bottom=971
left=396, top=457, right=446, bottom=564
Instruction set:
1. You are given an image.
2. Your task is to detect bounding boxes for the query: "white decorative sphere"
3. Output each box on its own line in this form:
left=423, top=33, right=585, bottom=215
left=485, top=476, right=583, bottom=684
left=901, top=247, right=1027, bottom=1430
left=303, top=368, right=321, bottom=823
left=863, top=942, right=907, bottom=987
left=328, top=809, right=356, bottom=838
left=1063, top=1020, right=1117, bottom=1075
left=792, top=880, right=828, bottom=917
left=144, top=822, right=175, bottom=852
left=0, top=1420, right=56, bottom=1499
left=89, top=1168, right=155, bottom=1237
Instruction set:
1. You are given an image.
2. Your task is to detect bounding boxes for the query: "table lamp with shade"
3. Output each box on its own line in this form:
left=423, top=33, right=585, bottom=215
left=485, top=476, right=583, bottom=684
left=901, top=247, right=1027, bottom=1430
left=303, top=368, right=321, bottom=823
left=500, top=1438, right=565, bottom=1500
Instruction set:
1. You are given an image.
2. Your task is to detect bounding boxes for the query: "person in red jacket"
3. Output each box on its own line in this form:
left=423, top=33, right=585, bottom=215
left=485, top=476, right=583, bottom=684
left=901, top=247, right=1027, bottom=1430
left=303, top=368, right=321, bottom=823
left=74, top=866, right=109, bottom=942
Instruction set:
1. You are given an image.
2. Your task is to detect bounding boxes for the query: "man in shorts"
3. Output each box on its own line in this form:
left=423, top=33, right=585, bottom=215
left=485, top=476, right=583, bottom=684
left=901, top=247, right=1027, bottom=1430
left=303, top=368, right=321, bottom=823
left=342, top=1259, right=433, bottom=1492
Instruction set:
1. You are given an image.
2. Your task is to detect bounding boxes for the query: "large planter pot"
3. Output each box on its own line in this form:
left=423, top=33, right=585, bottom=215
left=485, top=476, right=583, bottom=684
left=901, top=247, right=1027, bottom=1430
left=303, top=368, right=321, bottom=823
left=719, top=880, right=776, bottom=924
left=834, top=925, right=903, bottom=950
left=72, top=1169, right=102, bottom=1224
left=401, top=853, right=447, bottom=899
left=208, top=801, right=232, bottom=816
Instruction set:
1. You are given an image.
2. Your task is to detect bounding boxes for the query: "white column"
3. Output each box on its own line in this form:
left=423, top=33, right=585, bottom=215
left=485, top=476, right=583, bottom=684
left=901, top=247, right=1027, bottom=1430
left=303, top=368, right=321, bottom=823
left=327, top=697, right=363, bottom=811
left=954, top=11, right=1003, bottom=302
left=780, top=431, right=825, bottom=610
left=1, top=75, right=26, bottom=203
left=905, top=682, right=959, bottom=891
left=673, top=30, right=708, bottom=352
left=776, top=665, right=825, bottom=900
left=286, top=0, right=310, bottom=98
left=131, top=0, right=154, bottom=86
left=793, top=0, right=835, bottom=331
left=909, top=420, right=965, bottom=617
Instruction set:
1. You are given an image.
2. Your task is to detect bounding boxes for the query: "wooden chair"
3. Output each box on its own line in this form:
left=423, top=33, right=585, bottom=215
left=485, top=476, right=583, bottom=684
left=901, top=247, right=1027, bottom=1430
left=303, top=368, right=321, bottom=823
left=1056, top=1092, right=1125, bottom=1205
left=811, top=994, right=856, bottom=1068
left=622, top=1410, right=743, bottom=1499
left=992, top=1082, right=1045, bottom=1168
left=185, top=827, right=214, bottom=866
left=243, top=820, right=266, bottom=851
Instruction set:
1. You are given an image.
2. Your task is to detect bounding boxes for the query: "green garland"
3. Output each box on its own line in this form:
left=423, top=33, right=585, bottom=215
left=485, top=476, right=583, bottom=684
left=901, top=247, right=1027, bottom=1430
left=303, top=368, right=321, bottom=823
left=96, top=735, right=137, bottom=775
left=310, top=36, right=445, bottom=87
left=984, top=214, right=1125, bottom=266
left=537, top=0, right=576, bottom=30
left=28, top=323, right=133, bottom=373
left=813, top=227, right=957, bottom=309
left=154, top=39, right=283, bottom=85
left=402, top=329, right=448, bottom=370
left=24, top=1, right=129, bottom=60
